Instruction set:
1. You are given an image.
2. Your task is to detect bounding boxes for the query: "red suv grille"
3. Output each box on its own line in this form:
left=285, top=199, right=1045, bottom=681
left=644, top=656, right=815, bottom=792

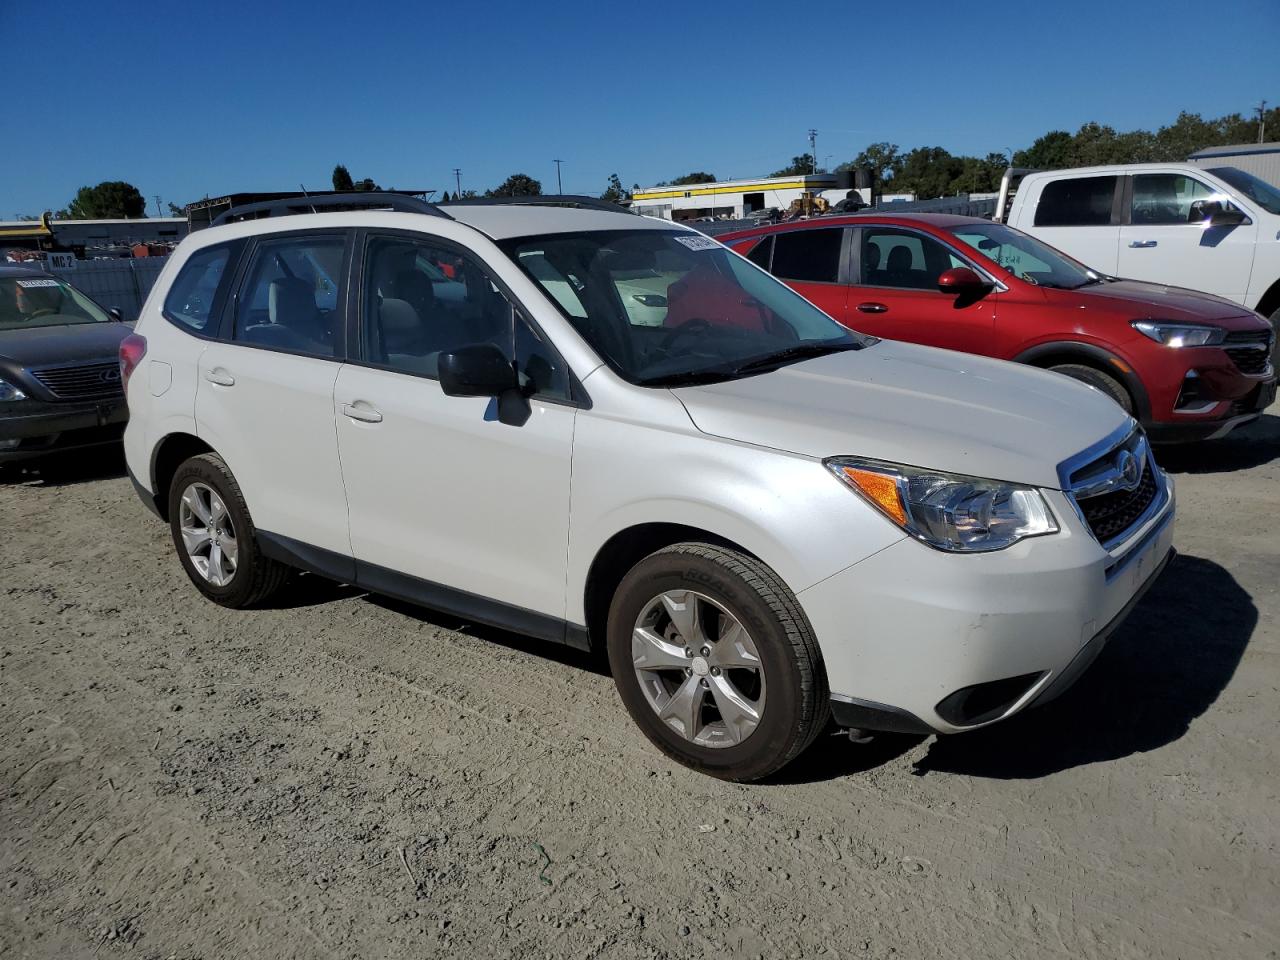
left=1224, top=329, right=1274, bottom=376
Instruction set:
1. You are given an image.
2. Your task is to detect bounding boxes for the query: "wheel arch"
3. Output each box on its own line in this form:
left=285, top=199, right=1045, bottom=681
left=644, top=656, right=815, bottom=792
left=1014, top=340, right=1152, bottom=422
left=149, top=432, right=217, bottom=521
left=582, top=522, right=759, bottom=654
left=1253, top=276, right=1280, bottom=321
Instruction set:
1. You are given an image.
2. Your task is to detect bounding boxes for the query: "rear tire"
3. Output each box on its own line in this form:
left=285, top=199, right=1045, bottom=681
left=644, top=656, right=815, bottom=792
left=1050, top=363, right=1133, bottom=414
left=606, top=543, right=828, bottom=782
left=167, top=453, right=288, bottom=608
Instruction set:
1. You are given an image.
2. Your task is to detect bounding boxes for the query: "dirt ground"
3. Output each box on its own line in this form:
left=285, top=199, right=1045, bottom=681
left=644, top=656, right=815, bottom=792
left=1, top=416, right=1278, bottom=960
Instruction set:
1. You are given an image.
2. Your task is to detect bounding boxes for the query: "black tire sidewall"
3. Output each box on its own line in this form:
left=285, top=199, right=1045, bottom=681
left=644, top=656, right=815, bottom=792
left=607, top=549, right=811, bottom=780
left=1051, top=363, right=1133, bottom=413
left=167, top=455, right=262, bottom=607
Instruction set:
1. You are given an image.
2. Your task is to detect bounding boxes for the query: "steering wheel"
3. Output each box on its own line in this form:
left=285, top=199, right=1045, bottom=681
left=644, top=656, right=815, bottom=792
left=28, top=307, right=57, bottom=319
left=657, top=318, right=712, bottom=354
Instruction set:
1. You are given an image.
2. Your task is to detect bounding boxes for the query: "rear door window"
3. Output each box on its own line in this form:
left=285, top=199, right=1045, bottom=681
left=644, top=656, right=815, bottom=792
left=1033, top=176, right=1119, bottom=226
left=770, top=229, right=842, bottom=283
left=233, top=234, right=347, bottom=357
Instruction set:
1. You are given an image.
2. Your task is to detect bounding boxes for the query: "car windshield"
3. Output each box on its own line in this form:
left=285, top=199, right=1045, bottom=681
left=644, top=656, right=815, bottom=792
left=0, top=276, right=113, bottom=330
left=498, top=229, right=870, bottom=386
left=949, top=222, right=1099, bottom=289
left=1208, top=166, right=1280, bottom=215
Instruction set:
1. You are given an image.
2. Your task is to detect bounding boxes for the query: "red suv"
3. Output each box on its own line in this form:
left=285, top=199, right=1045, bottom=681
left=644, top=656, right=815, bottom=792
left=720, top=214, right=1276, bottom=441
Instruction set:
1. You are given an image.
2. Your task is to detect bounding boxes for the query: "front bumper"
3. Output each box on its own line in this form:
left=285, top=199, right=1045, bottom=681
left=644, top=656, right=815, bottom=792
left=802, top=476, right=1175, bottom=735
left=0, top=397, right=128, bottom=462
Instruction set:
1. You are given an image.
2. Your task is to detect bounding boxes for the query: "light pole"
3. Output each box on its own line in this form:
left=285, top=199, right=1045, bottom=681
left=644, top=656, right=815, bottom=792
left=453, top=168, right=462, bottom=196
left=808, top=129, right=818, bottom=173
left=553, top=159, right=564, bottom=193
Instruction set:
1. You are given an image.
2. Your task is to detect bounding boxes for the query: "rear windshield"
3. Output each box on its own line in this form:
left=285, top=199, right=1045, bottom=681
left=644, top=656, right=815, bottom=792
left=0, top=276, right=112, bottom=330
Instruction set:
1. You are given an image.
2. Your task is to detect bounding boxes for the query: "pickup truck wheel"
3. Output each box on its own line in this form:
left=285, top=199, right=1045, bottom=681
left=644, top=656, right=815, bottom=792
left=1050, top=363, right=1133, bottom=414
left=167, top=453, right=288, bottom=608
left=606, top=543, right=828, bottom=782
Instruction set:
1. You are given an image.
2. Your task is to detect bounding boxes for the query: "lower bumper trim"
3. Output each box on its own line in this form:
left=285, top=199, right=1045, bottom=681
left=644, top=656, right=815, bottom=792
left=829, top=695, right=934, bottom=736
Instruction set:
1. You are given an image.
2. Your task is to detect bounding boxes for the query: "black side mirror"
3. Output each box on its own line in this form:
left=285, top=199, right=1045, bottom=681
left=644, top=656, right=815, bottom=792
left=1209, top=206, right=1248, bottom=227
left=108, top=307, right=124, bottom=322
left=438, top=343, right=517, bottom=398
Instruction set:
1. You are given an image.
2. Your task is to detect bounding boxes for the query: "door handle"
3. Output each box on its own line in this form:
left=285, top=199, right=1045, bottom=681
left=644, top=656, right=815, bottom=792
left=342, top=401, right=383, bottom=424
left=1128, top=240, right=1158, bottom=248
left=204, top=369, right=235, bottom=387
left=857, top=302, right=888, bottom=314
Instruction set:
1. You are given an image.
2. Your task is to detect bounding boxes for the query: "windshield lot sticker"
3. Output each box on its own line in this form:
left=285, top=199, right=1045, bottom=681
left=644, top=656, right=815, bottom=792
left=673, top=235, right=720, bottom=251
left=16, top=279, right=61, bottom=288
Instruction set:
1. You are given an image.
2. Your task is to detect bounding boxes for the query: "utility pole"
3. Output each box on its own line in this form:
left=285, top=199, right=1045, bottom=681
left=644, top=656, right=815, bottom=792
left=808, top=129, right=818, bottom=173
left=453, top=168, right=462, bottom=196
left=1258, top=100, right=1268, bottom=144
left=553, top=159, right=564, bottom=193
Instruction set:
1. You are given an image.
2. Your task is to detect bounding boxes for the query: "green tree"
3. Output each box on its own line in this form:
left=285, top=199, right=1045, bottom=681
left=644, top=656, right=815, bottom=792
left=332, top=164, right=355, bottom=191
left=1012, top=130, right=1073, bottom=170
left=600, top=173, right=629, bottom=203
left=890, top=147, right=964, bottom=199
left=770, top=154, right=821, bottom=177
left=66, top=181, right=146, bottom=219
left=486, top=173, right=542, bottom=197
left=837, top=143, right=901, bottom=187
left=167, top=201, right=186, bottom=217
left=440, top=190, right=452, bottom=203
left=353, top=177, right=380, bottom=192
left=669, top=171, right=717, bottom=186
left=459, top=189, right=480, bottom=200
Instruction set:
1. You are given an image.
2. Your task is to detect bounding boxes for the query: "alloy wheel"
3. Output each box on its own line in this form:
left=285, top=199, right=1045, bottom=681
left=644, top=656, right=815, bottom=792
left=631, top=590, right=766, bottom=748
left=177, top=481, right=239, bottom=587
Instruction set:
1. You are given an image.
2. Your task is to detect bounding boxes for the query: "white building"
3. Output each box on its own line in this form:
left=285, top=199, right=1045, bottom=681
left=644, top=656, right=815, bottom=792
left=631, top=174, right=868, bottom=221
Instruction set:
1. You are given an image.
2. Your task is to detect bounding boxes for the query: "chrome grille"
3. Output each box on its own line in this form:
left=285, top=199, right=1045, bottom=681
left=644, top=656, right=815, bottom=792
left=1063, top=427, right=1167, bottom=549
left=30, top=360, right=123, bottom=400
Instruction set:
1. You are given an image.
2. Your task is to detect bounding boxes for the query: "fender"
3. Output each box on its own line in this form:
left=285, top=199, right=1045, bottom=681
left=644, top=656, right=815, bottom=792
left=1013, top=340, right=1152, bottom=423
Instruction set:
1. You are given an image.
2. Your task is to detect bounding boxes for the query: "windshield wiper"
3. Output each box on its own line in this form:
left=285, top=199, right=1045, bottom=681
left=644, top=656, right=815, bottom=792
left=637, top=368, right=737, bottom=387
left=730, top=342, right=859, bottom=375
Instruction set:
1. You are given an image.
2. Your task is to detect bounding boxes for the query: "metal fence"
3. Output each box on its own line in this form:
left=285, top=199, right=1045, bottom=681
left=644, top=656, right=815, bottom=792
left=48, top=257, right=169, bottom=321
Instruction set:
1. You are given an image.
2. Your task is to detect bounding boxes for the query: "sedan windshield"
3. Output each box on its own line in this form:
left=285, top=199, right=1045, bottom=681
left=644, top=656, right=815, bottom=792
left=949, top=222, right=1099, bottom=289
left=1208, top=166, right=1280, bottom=216
left=499, top=230, right=869, bottom=385
left=0, top=276, right=112, bottom=330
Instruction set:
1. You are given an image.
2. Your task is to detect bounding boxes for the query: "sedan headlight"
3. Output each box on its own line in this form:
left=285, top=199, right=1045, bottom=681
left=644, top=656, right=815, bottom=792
left=826, top=457, right=1058, bottom=552
left=0, top=377, right=28, bottom=402
left=1132, top=321, right=1225, bottom=347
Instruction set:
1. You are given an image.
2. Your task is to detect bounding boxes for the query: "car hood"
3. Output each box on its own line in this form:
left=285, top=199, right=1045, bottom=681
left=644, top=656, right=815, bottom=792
left=671, top=340, right=1132, bottom=489
left=0, top=321, right=133, bottom=369
left=1063, top=279, right=1259, bottom=326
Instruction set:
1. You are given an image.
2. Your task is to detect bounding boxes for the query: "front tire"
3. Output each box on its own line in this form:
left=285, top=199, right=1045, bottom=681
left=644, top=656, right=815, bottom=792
left=606, top=543, right=828, bottom=782
left=1050, top=363, right=1134, bottom=414
left=167, top=453, right=288, bottom=608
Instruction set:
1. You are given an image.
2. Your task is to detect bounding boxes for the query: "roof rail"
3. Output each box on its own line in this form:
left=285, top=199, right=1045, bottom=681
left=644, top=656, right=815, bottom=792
left=211, top=192, right=451, bottom=227
left=440, top=194, right=630, bottom=214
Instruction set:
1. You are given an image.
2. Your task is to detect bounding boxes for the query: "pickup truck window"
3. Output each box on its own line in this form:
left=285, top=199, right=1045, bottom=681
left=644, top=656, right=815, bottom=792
left=1034, top=176, right=1118, bottom=227
left=1209, top=167, right=1280, bottom=215
left=1131, top=174, right=1219, bottom=224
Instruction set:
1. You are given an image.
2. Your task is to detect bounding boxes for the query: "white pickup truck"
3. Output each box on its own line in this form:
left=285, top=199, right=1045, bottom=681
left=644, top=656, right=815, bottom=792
left=996, top=163, right=1280, bottom=324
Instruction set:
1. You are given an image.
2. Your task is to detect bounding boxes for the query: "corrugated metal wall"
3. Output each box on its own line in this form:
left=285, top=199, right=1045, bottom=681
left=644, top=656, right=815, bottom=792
left=48, top=258, right=168, bottom=321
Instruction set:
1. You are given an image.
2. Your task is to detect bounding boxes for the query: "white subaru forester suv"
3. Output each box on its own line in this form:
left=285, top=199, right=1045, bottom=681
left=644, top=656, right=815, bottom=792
left=121, top=194, right=1175, bottom=781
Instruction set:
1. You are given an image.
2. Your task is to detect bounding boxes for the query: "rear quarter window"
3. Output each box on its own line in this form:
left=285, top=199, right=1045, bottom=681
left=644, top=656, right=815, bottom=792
left=162, top=242, right=242, bottom=333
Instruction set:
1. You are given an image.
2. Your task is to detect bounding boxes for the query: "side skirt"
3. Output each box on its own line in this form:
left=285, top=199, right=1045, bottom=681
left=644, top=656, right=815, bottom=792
left=257, top=531, right=591, bottom=652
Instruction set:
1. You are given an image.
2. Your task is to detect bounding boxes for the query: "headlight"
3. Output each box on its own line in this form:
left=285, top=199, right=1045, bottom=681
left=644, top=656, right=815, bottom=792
left=0, top=378, right=28, bottom=402
left=826, top=458, right=1058, bottom=552
left=1132, top=321, right=1225, bottom=347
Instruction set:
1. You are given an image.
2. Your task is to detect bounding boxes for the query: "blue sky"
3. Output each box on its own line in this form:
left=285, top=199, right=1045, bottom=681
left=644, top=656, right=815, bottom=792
left=2, top=0, right=1276, bottom=217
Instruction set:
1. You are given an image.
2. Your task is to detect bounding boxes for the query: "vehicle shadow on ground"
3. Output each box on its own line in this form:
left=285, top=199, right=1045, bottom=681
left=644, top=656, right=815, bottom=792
left=365, top=594, right=612, bottom=677
left=911, top=553, right=1255, bottom=779
left=1155, top=413, right=1280, bottom=474
left=0, top=449, right=127, bottom=487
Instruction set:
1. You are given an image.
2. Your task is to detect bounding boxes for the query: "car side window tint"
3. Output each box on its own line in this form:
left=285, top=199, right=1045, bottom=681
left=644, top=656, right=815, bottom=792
left=1131, top=174, right=1220, bottom=225
left=862, top=228, right=957, bottom=291
left=364, top=235, right=570, bottom=400
left=1033, top=176, right=1118, bottom=227
left=234, top=235, right=345, bottom=357
left=163, top=244, right=235, bottom=332
left=746, top=236, right=773, bottom=271
left=770, top=229, right=841, bottom=283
